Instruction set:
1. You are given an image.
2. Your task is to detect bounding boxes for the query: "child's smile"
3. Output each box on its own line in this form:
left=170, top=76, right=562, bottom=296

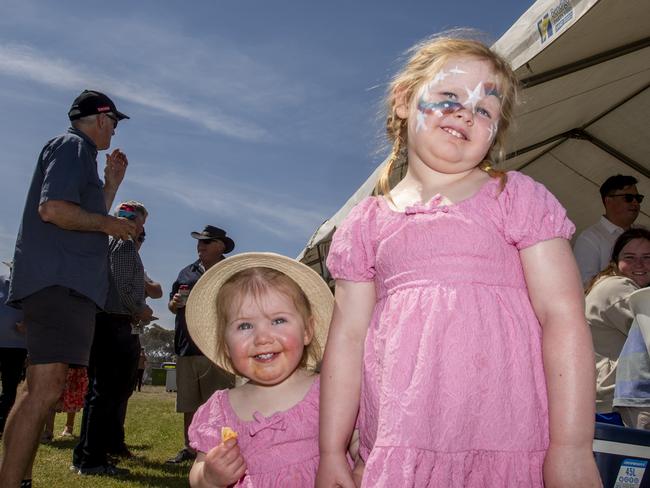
left=225, top=288, right=313, bottom=386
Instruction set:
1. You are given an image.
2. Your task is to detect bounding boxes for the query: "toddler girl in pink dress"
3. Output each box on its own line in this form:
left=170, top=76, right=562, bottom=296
left=185, top=252, right=335, bottom=487
left=317, top=34, right=602, bottom=488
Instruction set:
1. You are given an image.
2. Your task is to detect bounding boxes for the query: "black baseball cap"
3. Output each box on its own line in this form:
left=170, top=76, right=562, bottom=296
left=68, top=90, right=130, bottom=121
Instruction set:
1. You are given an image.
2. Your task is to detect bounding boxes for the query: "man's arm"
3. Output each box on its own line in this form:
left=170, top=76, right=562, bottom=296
left=110, top=241, right=146, bottom=315
left=39, top=200, right=136, bottom=240
left=144, top=273, right=163, bottom=299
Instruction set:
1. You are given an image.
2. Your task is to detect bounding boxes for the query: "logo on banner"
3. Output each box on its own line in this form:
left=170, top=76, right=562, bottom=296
left=536, top=0, right=574, bottom=44
left=614, top=459, right=648, bottom=488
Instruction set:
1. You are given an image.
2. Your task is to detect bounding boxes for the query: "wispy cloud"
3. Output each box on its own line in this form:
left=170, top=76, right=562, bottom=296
left=128, top=170, right=327, bottom=240
left=0, top=226, right=17, bottom=262
left=0, top=43, right=271, bottom=141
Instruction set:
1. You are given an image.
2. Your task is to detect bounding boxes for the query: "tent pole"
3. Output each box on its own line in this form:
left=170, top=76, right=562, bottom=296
left=576, top=130, right=650, bottom=179
left=316, top=244, right=325, bottom=279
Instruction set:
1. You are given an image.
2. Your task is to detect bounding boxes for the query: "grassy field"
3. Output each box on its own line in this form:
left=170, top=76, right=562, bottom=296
left=23, top=386, right=190, bottom=487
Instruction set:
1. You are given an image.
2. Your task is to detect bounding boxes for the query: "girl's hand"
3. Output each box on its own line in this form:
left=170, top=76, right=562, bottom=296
left=543, top=444, right=602, bottom=488
left=351, top=457, right=365, bottom=487
left=202, top=439, right=247, bottom=487
left=316, top=452, right=356, bottom=488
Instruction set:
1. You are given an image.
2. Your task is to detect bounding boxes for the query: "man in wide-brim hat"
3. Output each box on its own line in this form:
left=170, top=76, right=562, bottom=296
left=165, top=225, right=237, bottom=464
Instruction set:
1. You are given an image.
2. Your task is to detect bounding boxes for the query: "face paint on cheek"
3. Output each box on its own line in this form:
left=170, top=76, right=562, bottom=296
left=416, top=82, right=463, bottom=132
left=416, top=111, right=427, bottom=132
left=487, top=121, right=499, bottom=143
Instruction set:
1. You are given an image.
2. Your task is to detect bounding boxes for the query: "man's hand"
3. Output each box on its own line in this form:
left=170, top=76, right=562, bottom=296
left=104, top=149, right=128, bottom=190
left=103, top=215, right=137, bottom=240
left=169, top=293, right=184, bottom=314
left=135, top=304, right=154, bottom=324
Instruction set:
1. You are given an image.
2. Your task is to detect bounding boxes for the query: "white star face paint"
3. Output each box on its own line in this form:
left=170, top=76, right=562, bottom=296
left=406, top=57, right=503, bottom=174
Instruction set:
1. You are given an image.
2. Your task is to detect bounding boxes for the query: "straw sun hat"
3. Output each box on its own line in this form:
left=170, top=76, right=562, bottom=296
left=185, top=252, right=334, bottom=374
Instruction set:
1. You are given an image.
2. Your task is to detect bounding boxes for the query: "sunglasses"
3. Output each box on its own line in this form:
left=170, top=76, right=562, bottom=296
left=105, top=113, right=118, bottom=129
left=608, top=193, right=645, bottom=203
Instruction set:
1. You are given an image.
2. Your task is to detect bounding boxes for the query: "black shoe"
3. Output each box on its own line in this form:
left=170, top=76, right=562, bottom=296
left=165, top=448, right=196, bottom=464
left=76, top=464, right=130, bottom=476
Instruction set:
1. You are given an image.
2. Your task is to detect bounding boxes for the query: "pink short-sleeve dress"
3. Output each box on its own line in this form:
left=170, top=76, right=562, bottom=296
left=188, top=376, right=320, bottom=487
left=327, top=171, right=574, bottom=487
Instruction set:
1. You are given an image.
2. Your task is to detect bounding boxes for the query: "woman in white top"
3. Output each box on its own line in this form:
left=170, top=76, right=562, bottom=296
left=585, top=228, right=650, bottom=413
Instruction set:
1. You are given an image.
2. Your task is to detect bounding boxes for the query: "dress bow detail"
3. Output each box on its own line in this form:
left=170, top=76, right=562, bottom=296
left=404, top=195, right=448, bottom=215
left=248, top=411, right=287, bottom=436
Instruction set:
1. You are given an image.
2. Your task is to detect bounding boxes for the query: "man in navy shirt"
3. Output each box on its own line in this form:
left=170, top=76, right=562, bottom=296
left=1, top=90, right=136, bottom=487
left=166, top=226, right=236, bottom=464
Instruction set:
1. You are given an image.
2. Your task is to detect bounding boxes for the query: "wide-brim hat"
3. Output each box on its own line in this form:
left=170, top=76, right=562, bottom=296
left=186, top=252, right=333, bottom=374
left=629, top=287, right=650, bottom=331
left=68, top=90, right=129, bottom=121
left=191, top=225, right=235, bottom=254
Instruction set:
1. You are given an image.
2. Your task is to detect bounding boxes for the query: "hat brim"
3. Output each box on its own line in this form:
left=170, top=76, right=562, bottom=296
left=190, top=233, right=235, bottom=254
left=185, top=252, right=333, bottom=375
left=114, top=110, right=130, bottom=120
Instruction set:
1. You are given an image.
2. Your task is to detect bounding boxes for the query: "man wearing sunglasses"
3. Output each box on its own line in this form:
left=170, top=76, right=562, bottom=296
left=574, top=174, right=644, bottom=285
left=1, top=90, right=136, bottom=487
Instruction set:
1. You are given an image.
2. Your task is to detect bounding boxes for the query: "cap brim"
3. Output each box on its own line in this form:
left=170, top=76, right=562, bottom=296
left=114, top=110, right=130, bottom=120
left=185, top=252, right=333, bottom=374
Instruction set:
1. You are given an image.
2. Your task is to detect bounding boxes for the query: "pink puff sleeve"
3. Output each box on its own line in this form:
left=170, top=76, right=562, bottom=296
left=326, top=197, right=378, bottom=281
left=499, top=172, right=575, bottom=250
left=188, top=390, right=228, bottom=454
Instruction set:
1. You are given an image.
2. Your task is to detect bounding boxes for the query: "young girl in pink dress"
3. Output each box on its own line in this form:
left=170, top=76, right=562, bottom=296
left=317, top=35, right=602, bottom=488
left=184, top=253, right=336, bottom=487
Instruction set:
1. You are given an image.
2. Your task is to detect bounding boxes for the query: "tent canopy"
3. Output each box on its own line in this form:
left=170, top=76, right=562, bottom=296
left=299, top=0, right=650, bottom=280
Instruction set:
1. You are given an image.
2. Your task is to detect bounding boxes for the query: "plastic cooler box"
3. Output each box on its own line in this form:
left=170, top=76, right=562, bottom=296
left=163, top=362, right=177, bottom=392
left=593, top=422, right=650, bottom=488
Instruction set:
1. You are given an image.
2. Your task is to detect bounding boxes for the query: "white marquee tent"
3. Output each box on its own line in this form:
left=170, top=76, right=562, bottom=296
left=298, top=0, right=650, bottom=282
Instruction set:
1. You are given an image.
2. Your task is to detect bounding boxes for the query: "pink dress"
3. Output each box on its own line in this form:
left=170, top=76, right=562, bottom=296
left=327, top=172, right=574, bottom=487
left=188, top=376, right=320, bottom=487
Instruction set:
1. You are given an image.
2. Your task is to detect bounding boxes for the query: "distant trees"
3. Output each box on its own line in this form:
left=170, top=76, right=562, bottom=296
left=139, top=323, right=175, bottom=364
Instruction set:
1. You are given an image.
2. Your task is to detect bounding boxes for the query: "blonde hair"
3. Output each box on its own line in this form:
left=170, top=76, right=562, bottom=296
left=214, top=267, right=321, bottom=375
left=377, top=34, right=519, bottom=196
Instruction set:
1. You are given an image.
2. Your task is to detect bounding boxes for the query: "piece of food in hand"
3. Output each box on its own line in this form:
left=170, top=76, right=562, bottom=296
left=221, top=426, right=238, bottom=443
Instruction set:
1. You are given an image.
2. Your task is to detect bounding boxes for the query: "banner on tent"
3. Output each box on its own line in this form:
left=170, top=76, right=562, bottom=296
left=536, top=0, right=574, bottom=44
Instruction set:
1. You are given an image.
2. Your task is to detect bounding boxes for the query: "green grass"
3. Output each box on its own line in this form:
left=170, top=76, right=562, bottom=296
left=29, top=386, right=190, bottom=487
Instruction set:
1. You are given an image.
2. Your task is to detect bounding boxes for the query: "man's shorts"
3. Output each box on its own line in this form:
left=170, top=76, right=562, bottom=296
left=176, top=355, right=235, bottom=412
left=22, top=286, right=97, bottom=367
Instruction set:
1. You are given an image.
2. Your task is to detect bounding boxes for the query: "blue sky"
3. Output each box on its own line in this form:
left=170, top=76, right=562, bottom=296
left=0, top=0, right=531, bottom=328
